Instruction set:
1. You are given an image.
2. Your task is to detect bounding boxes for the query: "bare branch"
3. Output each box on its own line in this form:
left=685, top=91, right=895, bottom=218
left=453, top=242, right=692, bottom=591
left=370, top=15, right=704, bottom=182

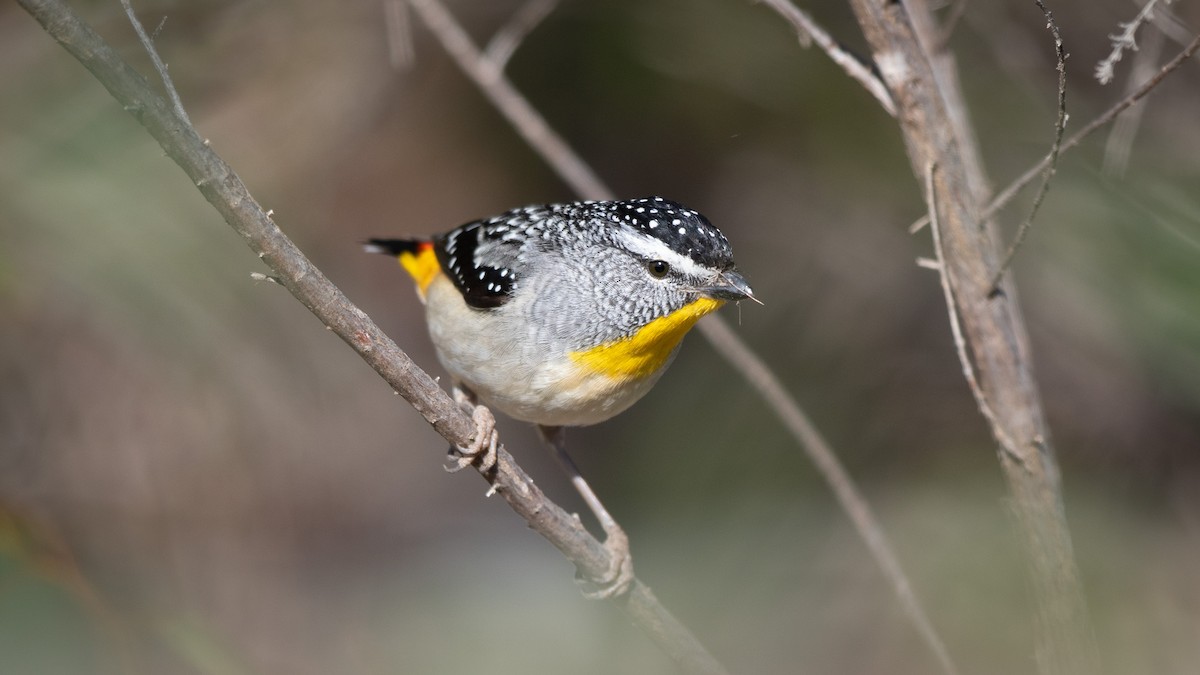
left=119, top=0, right=190, bottom=127
left=149, top=15, right=166, bottom=42
left=988, top=0, right=1068, bottom=295
left=845, top=0, right=1098, bottom=671
left=922, top=164, right=1023, bottom=469
left=408, top=0, right=956, bottom=671
left=485, top=0, right=560, bottom=70
left=758, top=0, right=897, bottom=116
left=16, top=1, right=729, bottom=673
left=909, top=31, right=1200, bottom=235
left=910, top=0, right=995, bottom=212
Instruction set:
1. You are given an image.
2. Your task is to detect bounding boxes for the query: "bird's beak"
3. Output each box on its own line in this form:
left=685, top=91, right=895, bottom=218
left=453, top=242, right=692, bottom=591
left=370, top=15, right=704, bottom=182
left=703, top=269, right=759, bottom=304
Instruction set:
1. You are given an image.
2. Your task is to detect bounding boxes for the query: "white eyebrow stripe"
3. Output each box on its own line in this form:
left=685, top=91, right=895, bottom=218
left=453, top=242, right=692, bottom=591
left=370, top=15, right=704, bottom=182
left=613, top=228, right=707, bottom=277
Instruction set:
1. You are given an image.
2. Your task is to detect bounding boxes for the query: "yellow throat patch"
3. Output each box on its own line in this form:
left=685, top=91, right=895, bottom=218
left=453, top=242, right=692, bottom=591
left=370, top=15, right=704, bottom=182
left=398, top=244, right=441, bottom=298
left=570, top=297, right=724, bottom=380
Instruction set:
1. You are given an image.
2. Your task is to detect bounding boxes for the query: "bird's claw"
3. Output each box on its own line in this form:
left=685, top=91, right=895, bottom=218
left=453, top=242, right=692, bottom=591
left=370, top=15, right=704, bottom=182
left=577, top=523, right=635, bottom=600
left=445, top=404, right=498, bottom=474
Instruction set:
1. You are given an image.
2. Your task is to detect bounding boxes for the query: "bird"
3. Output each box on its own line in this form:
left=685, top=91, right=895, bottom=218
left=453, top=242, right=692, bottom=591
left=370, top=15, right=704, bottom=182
left=366, top=196, right=754, bottom=597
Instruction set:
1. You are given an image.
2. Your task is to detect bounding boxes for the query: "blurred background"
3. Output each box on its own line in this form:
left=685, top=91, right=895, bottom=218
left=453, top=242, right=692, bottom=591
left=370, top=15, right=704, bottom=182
left=2, top=0, right=1198, bottom=673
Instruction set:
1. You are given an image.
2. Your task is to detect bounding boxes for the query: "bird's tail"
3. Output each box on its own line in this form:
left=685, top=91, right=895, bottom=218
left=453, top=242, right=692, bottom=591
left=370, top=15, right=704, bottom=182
left=365, top=238, right=441, bottom=298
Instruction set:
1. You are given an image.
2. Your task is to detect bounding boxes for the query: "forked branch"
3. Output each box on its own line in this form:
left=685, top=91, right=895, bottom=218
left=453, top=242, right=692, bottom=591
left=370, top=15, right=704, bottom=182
left=845, top=0, right=1099, bottom=672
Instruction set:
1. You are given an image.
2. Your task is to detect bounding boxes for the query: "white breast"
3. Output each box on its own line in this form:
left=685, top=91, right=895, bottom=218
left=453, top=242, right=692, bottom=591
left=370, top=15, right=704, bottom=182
left=422, top=274, right=669, bottom=426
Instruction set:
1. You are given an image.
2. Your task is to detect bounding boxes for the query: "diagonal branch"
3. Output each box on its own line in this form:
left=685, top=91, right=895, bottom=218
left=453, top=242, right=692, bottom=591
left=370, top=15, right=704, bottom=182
left=406, top=0, right=956, bottom=672
left=15, top=1, right=728, bottom=673
left=757, top=0, right=897, bottom=116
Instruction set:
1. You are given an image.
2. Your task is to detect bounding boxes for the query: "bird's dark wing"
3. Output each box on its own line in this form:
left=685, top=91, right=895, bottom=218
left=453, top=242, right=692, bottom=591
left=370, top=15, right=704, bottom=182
left=433, top=220, right=522, bottom=309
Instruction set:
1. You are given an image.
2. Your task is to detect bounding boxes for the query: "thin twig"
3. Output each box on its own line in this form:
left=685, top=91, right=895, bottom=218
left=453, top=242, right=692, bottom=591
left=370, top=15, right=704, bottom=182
left=909, top=31, right=1200, bottom=235
left=757, top=0, right=897, bottom=116
left=16, top=1, right=729, bottom=673
left=923, top=163, right=1024, bottom=470
left=150, top=16, right=166, bottom=42
left=249, top=272, right=282, bottom=285
left=988, top=0, right=1068, bottom=295
left=407, top=0, right=956, bottom=671
left=485, top=0, right=560, bottom=70
left=119, top=0, right=190, bottom=127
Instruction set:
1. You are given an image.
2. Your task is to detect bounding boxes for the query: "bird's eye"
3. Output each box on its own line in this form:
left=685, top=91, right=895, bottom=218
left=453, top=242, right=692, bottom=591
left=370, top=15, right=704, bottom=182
left=647, top=260, right=670, bottom=278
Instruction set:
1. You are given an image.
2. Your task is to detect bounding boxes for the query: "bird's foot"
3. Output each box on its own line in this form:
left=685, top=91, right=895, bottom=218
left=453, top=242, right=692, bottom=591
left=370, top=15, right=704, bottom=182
left=577, top=522, right=635, bottom=600
left=445, top=403, right=498, bottom=474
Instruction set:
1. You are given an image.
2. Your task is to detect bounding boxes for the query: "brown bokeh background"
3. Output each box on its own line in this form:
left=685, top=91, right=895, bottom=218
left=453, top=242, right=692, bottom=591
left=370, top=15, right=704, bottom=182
left=2, top=1, right=1198, bottom=673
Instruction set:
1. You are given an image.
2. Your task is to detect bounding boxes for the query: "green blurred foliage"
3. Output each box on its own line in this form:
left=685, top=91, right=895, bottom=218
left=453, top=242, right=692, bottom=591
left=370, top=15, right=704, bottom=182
left=1, top=1, right=1198, bottom=674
